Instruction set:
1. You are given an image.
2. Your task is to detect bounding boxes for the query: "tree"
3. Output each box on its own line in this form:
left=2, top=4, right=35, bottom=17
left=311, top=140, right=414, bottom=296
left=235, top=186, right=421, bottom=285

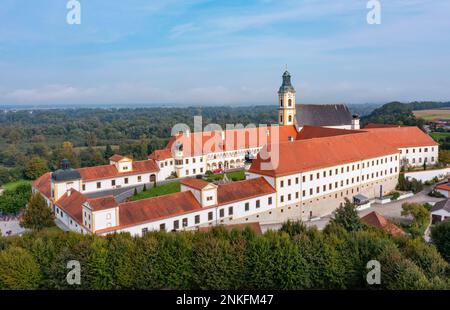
left=330, top=199, right=363, bottom=232
left=401, top=202, right=429, bottom=237
left=104, top=144, right=114, bottom=159
left=133, top=188, right=138, bottom=196
left=0, top=246, right=41, bottom=289
left=20, top=193, right=55, bottom=230
left=431, top=221, right=450, bottom=262
left=143, top=184, right=147, bottom=192
left=24, top=156, right=49, bottom=180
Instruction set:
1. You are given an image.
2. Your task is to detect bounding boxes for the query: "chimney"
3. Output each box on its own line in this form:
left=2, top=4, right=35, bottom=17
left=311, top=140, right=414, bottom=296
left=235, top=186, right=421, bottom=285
left=67, top=190, right=71, bottom=197
left=221, top=131, right=225, bottom=141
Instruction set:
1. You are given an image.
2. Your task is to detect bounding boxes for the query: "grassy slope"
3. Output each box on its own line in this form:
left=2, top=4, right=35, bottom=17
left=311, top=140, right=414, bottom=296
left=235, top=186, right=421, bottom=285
left=2, top=180, right=32, bottom=191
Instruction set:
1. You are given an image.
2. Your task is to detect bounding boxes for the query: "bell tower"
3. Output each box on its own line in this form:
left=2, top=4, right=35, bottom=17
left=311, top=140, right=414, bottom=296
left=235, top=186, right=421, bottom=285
left=278, top=70, right=296, bottom=126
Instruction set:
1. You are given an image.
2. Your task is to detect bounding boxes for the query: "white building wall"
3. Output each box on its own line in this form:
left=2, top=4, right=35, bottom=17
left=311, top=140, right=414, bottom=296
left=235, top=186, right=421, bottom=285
left=93, top=208, right=118, bottom=231
left=399, top=145, right=438, bottom=167
left=99, top=193, right=276, bottom=237
left=81, top=172, right=157, bottom=194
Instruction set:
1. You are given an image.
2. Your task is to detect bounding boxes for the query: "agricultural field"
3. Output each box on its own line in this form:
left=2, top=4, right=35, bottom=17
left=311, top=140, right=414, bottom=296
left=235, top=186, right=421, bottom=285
left=413, top=109, right=450, bottom=121
left=430, top=132, right=450, bottom=142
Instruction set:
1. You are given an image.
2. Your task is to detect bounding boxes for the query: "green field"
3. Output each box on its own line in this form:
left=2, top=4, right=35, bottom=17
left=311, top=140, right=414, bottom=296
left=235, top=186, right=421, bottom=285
left=130, top=182, right=181, bottom=201
left=130, top=170, right=246, bottom=201
left=1, top=180, right=32, bottom=191
left=413, top=109, right=450, bottom=121
left=430, top=132, right=450, bottom=142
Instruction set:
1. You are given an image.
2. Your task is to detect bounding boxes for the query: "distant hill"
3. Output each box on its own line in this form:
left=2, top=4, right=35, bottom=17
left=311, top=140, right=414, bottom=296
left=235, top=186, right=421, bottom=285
left=361, top=101, right=450, bottom=127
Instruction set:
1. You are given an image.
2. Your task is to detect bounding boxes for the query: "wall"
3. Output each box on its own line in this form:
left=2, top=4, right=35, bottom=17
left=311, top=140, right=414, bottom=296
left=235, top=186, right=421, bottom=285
left=405, top=167, right=450, bottom=182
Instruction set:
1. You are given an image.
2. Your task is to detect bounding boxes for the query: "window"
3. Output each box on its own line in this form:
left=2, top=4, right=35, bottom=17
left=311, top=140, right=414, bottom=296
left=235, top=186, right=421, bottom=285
left=193, top=169, right=196, bottom=174
left=106, top=213, right=111, bottom=220
left=182, top=218, right=188, bottom=227
left=268, top=197, right=272, bottom=205
left=256, top=200, right=260, bottom=208
left=323, top=185, right=326, bottom=191
left=228, top=207, right=233, bottom=216
left=185, top=169, right=189, bottom=175
left=295, top=192, right=299, bottom=199
left=200, top=168, right=204, bottom=173
left=96, top=182, right=101, bottom=189
left=245, top=202, right=250, bottom=211
left=160, top=223, right=166, bottom=231
left=193, top=158, right=196, bottom=163
left=280, top=195, right=284, bottom=203
left=316, top=186, right=320, bottom=194
left=173, top=220, right=179, bottom=230
left=295, top=177, right=299, bottom=184
left=288, top=179, right=291, bottom=186
left=220, top=209, right=225, bottom=218
left=195, top=215, right=200, bottom=224
left=323, top=171, right=326, bottom=177
left=124, top=178, right=129, bottom=184
left=288, top=194, right=291, bottom=201
left=310, top=174, right=313, bottom=181
left=111, top=180, right=116, bottom=186
left=82, top=184, right=86, bottom=191
left=208, top=212, right=213, bottom=221
left=185, top=159, right=189, bottom=164
left=138, top=176, right=142, bottom=182
left=316, top=172, right=320, bottom=179
left=310, top=188, right=313, bottom=195
left=142, top=228, right=148, bottom=235
left=207, top=196, right=213, bottom=201
left=302, top=176, right=306, bottom=182
left=280, top=180, right=284, bottom=188
left=302, top=190, right=306, bottom=197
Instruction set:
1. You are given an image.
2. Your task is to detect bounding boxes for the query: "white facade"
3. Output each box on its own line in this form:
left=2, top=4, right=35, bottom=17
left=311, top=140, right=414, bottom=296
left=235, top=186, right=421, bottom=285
left=399, top=145, right=438, bottom=168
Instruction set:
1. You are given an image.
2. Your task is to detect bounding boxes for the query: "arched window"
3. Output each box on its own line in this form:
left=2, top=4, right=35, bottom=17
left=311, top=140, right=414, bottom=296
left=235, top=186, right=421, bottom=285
left=280, top=115, right=283, bottom=123
left=280, top=99, right=283, bottom=107
left=288, top=99, right=292, bottom=107
left=288, top=115, right=292, bottom=122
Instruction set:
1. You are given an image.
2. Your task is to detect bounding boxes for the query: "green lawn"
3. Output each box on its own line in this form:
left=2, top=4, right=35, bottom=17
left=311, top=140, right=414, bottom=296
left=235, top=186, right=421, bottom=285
left=130, top=182, right=181, bottom=201
left=430, top=132, right=450, bottom=142
left=205, top=170, right=246, bottom=182
left=2, top=180, right=32, bottom=191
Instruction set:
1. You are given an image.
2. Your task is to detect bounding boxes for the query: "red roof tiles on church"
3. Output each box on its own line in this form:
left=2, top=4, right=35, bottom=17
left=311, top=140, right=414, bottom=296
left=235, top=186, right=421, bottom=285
left=148, top=149, right=173, bottom=161
left=55, top=189, right=87, bottom=225
left=114, top=191, right=203, bottom=229
left=180, top=178, right=211, bottom=190
left=78, top=159, right=159, bottom=181
left=32, top=172, right=52, bottom=198
left=297, top=125, right=364, bottom=140
left=87, top=195, right=117, bottom=211
left=363, top=126, right=438, bottom=148
left=249, top=132, right=399, bottom=177
left=168, top=125, right=298, bottom=157
left=217, top=177, right=275, bottom=205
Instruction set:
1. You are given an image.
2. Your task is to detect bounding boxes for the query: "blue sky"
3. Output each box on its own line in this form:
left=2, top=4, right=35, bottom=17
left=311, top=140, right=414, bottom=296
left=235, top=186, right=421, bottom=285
left=0, top=0, right=449, bottom=106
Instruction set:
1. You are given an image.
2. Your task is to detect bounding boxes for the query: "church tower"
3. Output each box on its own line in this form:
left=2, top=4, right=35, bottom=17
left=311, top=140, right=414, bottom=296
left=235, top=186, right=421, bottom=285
left=278, top=70, right=296, bottom=126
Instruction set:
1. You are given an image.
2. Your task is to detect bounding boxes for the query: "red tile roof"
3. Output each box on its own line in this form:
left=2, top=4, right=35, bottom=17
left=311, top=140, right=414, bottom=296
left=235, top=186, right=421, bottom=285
left=32, top=172, right=52, bottom=198
left=249, top=132, right=399, bottom=177
left=55, top=189, right=87, bottom=225
left=78, top=159, right=159, bottom=181
left=148, top=149, right=172, bottom=161
left=87, top=196, right=117, bottom=211
left=217, top=177, right=275, bottom=205
left=361, top=211, right=405, bottom=236
left=180, top=178, right=211, bottom=190
left=113, top=191, right=203, bottom=230
left=167, top=125, right=298, bottom=157
left=363, top=127, right=438, bottom=148
left=297, top=125, right=364, bottom=140
left=109, top=154, right=129, bottom=162
left=435, top=183, right=450, bottom=192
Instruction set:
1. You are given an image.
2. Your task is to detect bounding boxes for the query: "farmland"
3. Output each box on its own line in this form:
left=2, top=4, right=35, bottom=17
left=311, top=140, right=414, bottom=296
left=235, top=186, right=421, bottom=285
left=413, top=109, right=450, bottom=121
